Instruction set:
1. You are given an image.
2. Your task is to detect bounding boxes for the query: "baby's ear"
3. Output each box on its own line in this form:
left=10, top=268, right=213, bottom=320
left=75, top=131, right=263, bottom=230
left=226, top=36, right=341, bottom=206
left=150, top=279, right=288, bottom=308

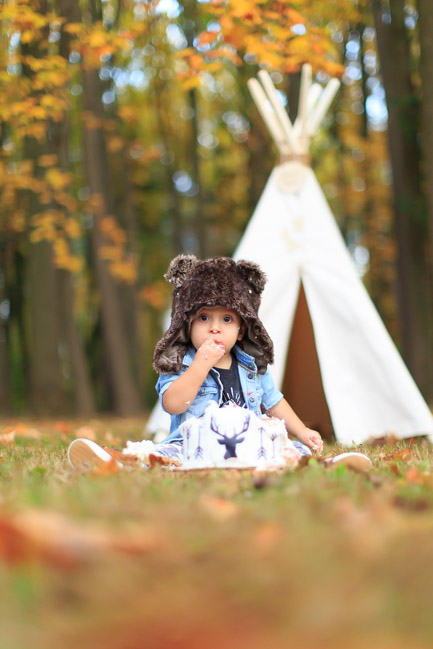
left=164, top=254, right=198, bottom=288
left=236, top=260, right=267, bottom=295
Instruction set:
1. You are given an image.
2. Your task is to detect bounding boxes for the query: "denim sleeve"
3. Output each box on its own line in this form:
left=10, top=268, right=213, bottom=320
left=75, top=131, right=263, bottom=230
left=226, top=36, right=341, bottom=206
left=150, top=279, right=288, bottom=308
left=260, top=367, right=283, bottom=410
left=156, top=371, right=182, bottom=413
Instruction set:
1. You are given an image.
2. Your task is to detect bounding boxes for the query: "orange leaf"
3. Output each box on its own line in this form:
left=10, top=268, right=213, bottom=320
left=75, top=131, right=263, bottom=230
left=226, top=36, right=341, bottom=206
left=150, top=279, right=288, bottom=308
left=406, top=468, right=424, bottom=484
left=0, top=431, right=15, bottom=445
left=200, top=495, right=239, bottom=521
left=287, top=8, right=307, bottom=24
left=92, top=458, right=121, bottom=476
left=74, top=426, right=96, bottom=441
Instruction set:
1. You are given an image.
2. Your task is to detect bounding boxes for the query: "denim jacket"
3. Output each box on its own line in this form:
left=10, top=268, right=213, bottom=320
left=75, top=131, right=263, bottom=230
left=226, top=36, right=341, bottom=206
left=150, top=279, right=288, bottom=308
left=156, top=344, right=283, bottom=443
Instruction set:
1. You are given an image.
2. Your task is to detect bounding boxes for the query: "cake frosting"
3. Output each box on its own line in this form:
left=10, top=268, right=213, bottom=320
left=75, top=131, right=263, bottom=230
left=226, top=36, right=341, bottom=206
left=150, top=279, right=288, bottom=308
left=179, top=401, right=300, bottom=470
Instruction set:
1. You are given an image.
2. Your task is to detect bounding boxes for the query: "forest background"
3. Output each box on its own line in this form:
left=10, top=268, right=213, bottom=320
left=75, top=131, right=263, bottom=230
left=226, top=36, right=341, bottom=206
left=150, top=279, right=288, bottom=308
left=1, top=0, right=432, bottom=419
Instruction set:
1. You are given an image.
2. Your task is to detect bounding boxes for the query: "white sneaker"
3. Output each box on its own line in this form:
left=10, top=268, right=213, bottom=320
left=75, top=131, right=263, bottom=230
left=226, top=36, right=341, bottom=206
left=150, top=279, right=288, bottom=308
left=68, top=438, right=121, bottom=470
left=325, top=452, right=372, bottom=472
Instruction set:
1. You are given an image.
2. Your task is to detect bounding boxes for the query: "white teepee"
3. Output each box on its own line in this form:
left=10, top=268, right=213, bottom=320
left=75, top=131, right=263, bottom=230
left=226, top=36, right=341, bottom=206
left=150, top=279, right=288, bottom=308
left=147, top=65, right=433, bottom=445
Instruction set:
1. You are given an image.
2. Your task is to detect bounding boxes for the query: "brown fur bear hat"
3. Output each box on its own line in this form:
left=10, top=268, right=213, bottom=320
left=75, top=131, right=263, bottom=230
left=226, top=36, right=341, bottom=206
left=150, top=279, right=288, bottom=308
left=152, top=255, right=274, bottom=375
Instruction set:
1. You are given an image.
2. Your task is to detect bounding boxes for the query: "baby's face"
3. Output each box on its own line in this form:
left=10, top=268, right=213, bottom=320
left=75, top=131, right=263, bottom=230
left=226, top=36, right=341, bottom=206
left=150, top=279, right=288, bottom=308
left=190, top=306, right=244, bottom=353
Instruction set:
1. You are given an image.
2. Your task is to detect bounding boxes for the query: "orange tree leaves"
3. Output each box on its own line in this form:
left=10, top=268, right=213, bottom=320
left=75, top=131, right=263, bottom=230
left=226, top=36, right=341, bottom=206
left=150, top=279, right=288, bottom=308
left=179, top=0, right=349, bottom=81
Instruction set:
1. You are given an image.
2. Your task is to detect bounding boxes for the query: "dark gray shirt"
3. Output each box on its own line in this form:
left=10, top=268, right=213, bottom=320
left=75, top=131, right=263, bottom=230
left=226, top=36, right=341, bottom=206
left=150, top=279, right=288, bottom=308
left=214, top=355, right=246, bottom=407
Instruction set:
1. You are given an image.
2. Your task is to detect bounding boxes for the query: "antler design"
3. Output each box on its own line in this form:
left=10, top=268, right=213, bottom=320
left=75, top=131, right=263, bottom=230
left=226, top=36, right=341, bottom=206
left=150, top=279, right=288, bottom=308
left=210, top=413, right=250, bottom=459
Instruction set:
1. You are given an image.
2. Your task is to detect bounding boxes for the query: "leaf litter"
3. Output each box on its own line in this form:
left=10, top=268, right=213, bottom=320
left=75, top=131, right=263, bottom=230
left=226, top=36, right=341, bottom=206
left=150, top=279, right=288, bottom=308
left=1, top=418, right=433, bottom=648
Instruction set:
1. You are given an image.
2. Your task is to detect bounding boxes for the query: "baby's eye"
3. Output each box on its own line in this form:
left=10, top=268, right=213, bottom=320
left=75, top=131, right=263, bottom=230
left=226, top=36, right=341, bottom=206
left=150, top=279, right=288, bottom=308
left=223, top=316, right=233, bottom=323
left=198, top=314, right=209, bottom=322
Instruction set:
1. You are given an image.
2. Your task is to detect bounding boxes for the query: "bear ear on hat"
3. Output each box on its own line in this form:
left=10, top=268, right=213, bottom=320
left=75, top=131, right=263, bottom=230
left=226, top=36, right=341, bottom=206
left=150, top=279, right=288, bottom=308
left=164, top=254, right=198, bottom=288
left=235, top=259, right=267, bottom=295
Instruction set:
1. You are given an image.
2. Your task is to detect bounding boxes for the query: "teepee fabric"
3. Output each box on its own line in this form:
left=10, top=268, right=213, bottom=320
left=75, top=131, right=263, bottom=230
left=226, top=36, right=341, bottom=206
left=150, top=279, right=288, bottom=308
left=233, top=164, right=433, bottom=444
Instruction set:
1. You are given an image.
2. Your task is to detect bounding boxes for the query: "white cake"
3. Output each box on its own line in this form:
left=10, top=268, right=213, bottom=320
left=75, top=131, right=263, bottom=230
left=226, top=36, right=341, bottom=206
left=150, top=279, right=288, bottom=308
left=179, top=401, right=300, bottom=470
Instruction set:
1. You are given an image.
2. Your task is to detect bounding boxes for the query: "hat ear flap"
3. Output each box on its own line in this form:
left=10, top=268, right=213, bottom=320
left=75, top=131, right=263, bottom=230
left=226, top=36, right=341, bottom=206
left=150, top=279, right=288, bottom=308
left=235, top=259, right=267, bottom=295
left=164, top=254, right=198, bottom=288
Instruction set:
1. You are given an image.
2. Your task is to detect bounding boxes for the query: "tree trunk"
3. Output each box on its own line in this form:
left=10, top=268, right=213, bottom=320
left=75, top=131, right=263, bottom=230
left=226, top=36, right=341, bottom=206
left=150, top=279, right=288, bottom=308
left=27, top=239, right=66, bottom=414
left=153, top=83, right=184, bottom=254
left=0, top=246, right=10, bottom=413
left=188, top=87, right=206, bottom=257
left=22, top=0, right=67, bottom=415
left=55, top=0, right=96, bottom=416
left=372, top=0, right=433, bottom=400
left=417, top=0, right=433, bottom=401
left=81, top=66, right=142, bottom=415
left=183, top=6, right=206, bottom=257
left=56, top=269, right=95, bottom=416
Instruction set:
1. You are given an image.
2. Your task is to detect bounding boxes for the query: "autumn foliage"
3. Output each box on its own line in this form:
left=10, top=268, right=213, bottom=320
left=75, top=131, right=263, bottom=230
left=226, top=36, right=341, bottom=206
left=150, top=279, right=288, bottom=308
left=0, top=0, right=432, bottom=416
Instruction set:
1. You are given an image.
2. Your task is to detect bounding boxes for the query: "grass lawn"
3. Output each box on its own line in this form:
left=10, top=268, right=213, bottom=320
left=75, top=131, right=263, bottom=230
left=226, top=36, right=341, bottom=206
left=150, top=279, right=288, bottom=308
left=1, top=417, right=433, bottom=649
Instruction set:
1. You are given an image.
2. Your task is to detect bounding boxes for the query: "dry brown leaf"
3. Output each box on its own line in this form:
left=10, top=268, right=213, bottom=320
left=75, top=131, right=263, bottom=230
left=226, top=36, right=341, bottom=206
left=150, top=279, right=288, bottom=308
left=0, top=508, right=164, bottom=570
left=252, top=522, right=282, bottom=554
left=91, top=457, right=121, bottom=476
left=74, top=425, right=96, bottom=441
left=0, top=431, right=16, bottom=445
left=200, top=495, right=239, bottom=521
left=54, top=421, right=73, bottom=433
left=15, top=427, right=41, bottom=439
left=405, top=468, right=431, bottom=486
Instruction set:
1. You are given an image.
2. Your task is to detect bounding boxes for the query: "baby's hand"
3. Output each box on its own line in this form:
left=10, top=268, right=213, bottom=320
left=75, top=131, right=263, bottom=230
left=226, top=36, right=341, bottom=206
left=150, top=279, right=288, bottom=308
left=299, top=427, right=323, bottom=455
left=196, top=338, right=226, bottom=366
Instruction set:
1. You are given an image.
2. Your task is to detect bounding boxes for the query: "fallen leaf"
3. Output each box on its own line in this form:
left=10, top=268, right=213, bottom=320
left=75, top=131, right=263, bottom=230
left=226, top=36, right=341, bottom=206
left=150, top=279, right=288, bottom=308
left=91, top=457, right=121, bottom=476
left=15, top=427, right=41, bottom=439
left=0, top=431, right=15, bottom=445
left=252, top=522, right=282, bottom=554
left=405, top=468, right=431, bottom=485
left=200, top=496, right=239, bottom=521
left=0, top=508, right=164, bottom=570
left=74, top=426, right=96, bottom=441
left=55, top=421, right=73, bottom=433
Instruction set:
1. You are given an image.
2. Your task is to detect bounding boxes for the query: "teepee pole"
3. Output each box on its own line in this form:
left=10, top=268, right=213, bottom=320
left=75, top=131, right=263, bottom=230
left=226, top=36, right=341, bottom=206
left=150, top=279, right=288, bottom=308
left=294, top=83, right=321, bottom=139
left=307, top=78, right=340, bottom=137
left=257, top=70, right=301, bottom=154
left=297, top=64, right=312, bottom=152
left=247, top=78, right=290, bottom=156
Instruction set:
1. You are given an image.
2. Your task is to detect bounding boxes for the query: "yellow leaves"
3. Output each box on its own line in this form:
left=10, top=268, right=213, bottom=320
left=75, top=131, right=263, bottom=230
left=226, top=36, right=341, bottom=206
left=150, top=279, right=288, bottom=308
left=64, top=218, right=81, bottom=239
left=38, top=154, right=58, bottom=168
left=86, top=193, right=105, bottom=216
left=99, top=216, right=126, bottom=245
left=107, top=135, right=125, bottom=154
left=53, top=236, right=84, bottom=274
left=179, top=0, right=344, bottom=76
left=10, top=210, right=26, bottom=233
left=19, top=30, right=37, bottom=44
left=63, top=22, right=84, bottom=36
left=28, top=209, right=84, bottom=274
left=178, top=75, right=202, bottom=91
left=117, top=105, right=139, bottom=125
left=98, top=217, right=138, bottom=284
left=286, top=8, right=307, bottom=25
left=107, top=258, right=138, bottom=284
left=45, top=167, right=72, bottom=192
left=140, top=281, right=169, bottom=310
left=89, top=29, right=109, bottom=50
left=196, top=30, right=220, bottom=48
left=30, top=210, right=57, bottom=243
left=82, top=111, right=104, bottom=132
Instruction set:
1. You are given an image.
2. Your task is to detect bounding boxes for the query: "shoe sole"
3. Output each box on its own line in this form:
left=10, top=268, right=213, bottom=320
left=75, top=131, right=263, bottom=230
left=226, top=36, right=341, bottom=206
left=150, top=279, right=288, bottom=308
left=68, top=438, right=118, bottom=470
left=326, top=452, right=372, bottom=472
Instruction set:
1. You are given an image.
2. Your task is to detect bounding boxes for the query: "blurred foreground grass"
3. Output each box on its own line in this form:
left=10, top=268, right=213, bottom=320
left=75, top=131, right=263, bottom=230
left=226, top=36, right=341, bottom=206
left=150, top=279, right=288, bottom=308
left=1, top=417, right=433, bottom=649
